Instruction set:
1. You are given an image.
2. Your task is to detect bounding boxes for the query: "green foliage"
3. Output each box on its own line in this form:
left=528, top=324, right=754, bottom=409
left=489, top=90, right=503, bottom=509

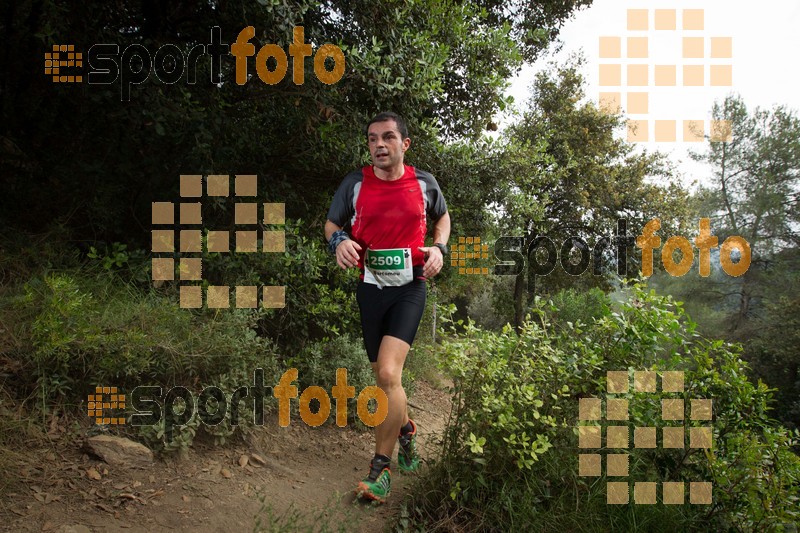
left=1, top=0, right=592, bottom=243
left=463, top=276, right=513, bottom=331
left=201, top=219, right=362, bottom=353
left=1, top=264, right=284, bottom=453
left=135, top=403, right=203, bottom=456
left=466, top=0, right=594, bottom=63
left=491, top=57, right=690, bottom=329
left=12, top=271, right=275, bottom=387
left=664, top=95, right=800, bottom=427
left=0, top=0, right=600, bottom=467
left=692, top=95, right=800, bottom=257
left=87, top=242, right=134, bottom=271
left=548, top=287, right=611, bottom=330
left=439, top=315, right=559, bottom=472
left=408, top=283, right=800, bottom=531
left=746, top=253, right=800, bottom=428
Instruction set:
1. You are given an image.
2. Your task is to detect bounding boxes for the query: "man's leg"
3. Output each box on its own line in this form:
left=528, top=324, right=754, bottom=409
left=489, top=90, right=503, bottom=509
left=371, top=335, right=411, bottom=457
left=356, top=335, right=409, bottom=502
left=357, top=281, right=425, bottom=500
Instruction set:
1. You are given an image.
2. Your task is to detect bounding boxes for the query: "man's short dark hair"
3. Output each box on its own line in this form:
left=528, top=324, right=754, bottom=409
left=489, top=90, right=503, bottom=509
left=366, top=112, right=409, bottom=140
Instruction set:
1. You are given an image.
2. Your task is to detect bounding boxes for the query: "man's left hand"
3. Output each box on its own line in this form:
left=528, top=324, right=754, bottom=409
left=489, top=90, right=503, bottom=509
left=418, top=246, right=444, bottom=278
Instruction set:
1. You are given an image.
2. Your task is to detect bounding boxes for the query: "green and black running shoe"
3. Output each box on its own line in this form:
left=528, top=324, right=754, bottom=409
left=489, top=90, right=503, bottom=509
left=398, top=419, right=420, bottom=472
left=356, top=461, right=391, bottom=503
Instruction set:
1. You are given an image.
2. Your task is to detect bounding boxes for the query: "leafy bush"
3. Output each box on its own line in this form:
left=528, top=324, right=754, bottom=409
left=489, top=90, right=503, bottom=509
left=407, top=283, right=800, bottom=531
left=201, top=218, right=362, bottom=353
left=548, top=286, right=611, bottom=330
left=2, top=268, right=285, bottom=453
left=464, top=276, right=515, bottom=331
left=0, top=218, right=374, bottom=453
left=10, top=272, right=278, bottom=388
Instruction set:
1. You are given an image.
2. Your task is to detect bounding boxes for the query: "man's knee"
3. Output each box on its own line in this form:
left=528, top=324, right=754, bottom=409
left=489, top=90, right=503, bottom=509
left=376, top=366, right=402, bottom=390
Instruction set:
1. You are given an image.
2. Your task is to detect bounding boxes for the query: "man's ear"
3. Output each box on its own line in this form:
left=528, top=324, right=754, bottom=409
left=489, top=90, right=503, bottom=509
left=402, top=137, right=411, bottom=152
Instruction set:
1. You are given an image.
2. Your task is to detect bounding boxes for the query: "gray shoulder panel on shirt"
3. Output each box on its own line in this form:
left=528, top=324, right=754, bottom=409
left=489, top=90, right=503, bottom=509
left=326, top=169, right=364, bottom=227
left=414, top=168, right=448, bottom=220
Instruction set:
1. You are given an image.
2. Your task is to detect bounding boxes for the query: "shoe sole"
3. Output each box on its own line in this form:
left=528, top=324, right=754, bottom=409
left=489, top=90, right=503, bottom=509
left=356, top=481, right=388, bottom=503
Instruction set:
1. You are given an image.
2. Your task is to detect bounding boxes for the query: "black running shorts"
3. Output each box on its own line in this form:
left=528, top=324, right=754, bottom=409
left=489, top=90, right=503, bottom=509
left=356, top=278, right=427, bottom=363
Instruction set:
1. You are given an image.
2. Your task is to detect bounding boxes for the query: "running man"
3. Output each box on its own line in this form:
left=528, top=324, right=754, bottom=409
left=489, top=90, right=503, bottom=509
left=324, top=111, right=450, bottom=502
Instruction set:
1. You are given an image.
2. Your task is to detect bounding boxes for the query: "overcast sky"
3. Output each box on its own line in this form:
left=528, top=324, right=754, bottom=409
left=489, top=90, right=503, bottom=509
left=504, top=0, right=800, bottom=188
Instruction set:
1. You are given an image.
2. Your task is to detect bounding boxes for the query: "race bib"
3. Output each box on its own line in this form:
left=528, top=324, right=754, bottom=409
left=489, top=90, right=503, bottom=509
left=363, top=248, right=413, bottom=288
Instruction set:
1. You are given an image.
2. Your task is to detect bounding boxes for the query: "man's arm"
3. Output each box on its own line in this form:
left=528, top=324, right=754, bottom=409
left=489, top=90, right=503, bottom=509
left=324, top=219, right=340, bottom=241
left=325, top=219, right=362, bottom=269
left=432, top=211, right=451, bottom=247
left=418, top=211, right=451, bottom=279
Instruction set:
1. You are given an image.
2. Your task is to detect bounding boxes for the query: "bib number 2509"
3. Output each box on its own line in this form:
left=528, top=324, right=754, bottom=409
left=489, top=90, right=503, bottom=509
left=369, top=254, right=403, bottom=268
left=364, top=248, right=413, bottom=288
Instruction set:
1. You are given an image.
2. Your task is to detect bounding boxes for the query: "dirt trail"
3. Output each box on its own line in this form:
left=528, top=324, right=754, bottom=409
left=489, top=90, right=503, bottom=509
left=1, top=380, right=451, bottom=533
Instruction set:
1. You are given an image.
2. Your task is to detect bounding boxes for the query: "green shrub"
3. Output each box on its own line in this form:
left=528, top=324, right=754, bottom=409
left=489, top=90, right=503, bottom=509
left=407, top=283, right=800, bottom=531
left=548, top=286, right=611, bottom=330
left=464, top=276, right=515, bottom=331
left=3, top=269, right=284, bottom=453
left=11, top=272, right=278, bottom=388
left=201, top=219, right=362, bottom=352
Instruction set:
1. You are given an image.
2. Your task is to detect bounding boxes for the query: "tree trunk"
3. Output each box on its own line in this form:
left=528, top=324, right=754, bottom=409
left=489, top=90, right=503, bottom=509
left=514, top=270, right=525, bottom=334
left=731, top=271, right=754, bottom=333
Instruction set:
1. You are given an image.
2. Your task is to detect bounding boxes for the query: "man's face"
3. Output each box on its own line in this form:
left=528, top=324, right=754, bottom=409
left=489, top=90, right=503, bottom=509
left=367, top=119, right=410, bottom=171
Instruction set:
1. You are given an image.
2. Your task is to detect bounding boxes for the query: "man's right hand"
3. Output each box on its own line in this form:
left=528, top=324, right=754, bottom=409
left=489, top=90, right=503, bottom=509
left=335, top=239, right=362, bottom=269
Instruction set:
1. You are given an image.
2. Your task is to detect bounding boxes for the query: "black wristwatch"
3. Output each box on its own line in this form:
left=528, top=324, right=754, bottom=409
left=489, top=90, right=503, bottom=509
left=433, top=243, right=448, bottom=256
